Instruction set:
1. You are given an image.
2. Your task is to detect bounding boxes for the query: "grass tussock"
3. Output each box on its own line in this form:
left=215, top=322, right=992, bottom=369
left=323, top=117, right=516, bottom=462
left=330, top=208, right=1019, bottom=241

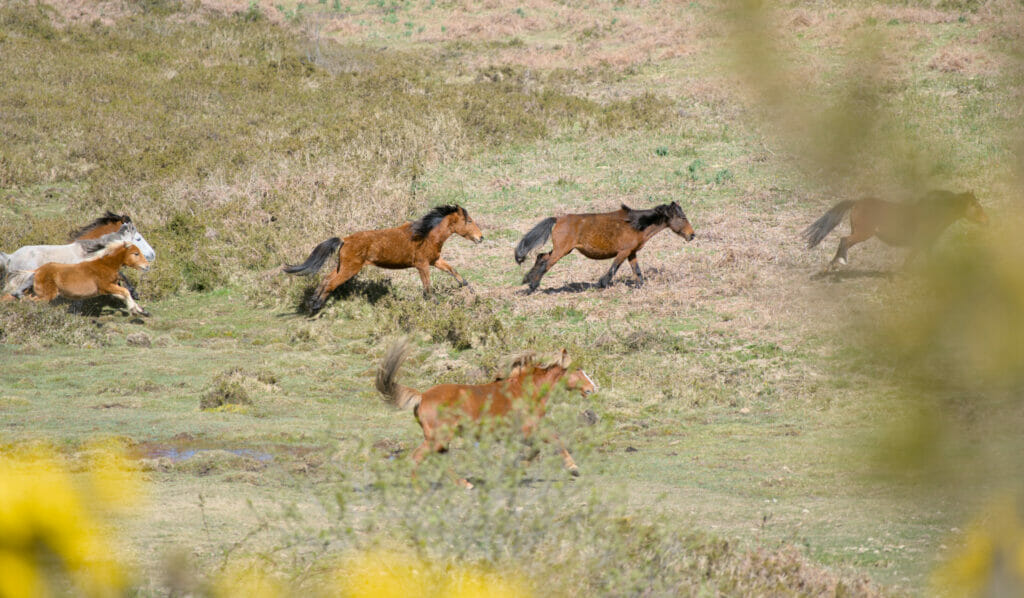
left=199, top=367, right=278, bottom=411
left=0, top=301, right=109, bottom=347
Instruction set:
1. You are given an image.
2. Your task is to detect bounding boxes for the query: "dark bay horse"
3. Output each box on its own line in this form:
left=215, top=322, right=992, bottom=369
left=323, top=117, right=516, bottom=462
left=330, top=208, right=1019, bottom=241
left=514, top=201, right=695, bottom=293
left=15, top=241, right=151, bottom=316
left=801, top=190, right=988, bottom=272
left=284, top=205, right=483, bottom=313
left=376, top=339, right=596, bottom=486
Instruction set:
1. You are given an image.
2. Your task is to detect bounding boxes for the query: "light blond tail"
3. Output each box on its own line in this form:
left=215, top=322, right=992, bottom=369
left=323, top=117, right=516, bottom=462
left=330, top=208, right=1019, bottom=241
left=375, top=339, right=422, bottom=411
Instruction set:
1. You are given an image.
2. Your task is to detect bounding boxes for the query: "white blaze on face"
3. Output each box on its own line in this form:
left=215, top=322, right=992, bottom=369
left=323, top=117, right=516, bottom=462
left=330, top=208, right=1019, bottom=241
left=580, top=370, right=596, bottom=392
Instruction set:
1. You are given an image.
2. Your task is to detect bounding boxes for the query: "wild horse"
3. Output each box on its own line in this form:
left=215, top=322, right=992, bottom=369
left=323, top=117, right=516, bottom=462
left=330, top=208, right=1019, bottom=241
left=284, top=205, right=483, bottom=313
left=515, top=201, right=695, bottom=293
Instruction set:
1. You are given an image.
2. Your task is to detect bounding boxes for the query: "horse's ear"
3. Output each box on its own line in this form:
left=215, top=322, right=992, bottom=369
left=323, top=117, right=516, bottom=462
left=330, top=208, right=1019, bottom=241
left=557, top=349, right=571, bottom=369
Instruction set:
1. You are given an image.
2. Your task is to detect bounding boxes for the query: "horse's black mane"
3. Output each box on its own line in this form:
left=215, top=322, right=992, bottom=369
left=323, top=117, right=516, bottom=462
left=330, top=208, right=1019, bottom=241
left=69, top=211, right=131, bottom=240
left=411, top=205, right=463, bottom=240
left=915, top=189, right=974, bottom=208
left=621, top=202, right=684, bottom=231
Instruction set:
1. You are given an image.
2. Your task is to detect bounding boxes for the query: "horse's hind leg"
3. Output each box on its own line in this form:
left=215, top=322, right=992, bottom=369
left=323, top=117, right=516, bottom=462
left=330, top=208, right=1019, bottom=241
left=525, top=245, right=573, bottom=293
left=628, top=253, right=644, bottom=287
left=829, top=231, right=871, bottom=271
left=308, top=258, right=363, bottom=313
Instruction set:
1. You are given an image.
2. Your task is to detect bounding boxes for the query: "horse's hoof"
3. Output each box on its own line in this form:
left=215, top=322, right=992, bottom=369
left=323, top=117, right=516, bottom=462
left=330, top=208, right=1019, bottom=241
left=568, top=465, right=580, bottom=477
left=138, top=309, right=151, bottom=318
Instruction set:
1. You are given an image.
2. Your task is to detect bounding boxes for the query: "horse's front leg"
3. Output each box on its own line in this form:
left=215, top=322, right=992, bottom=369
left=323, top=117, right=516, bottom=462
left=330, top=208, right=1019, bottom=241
left=415, top=263, right=433, bottom=298
left=597, top=251, right=630, bottom=288
left=118, top=272, right=139, bottom=300
left=628, top=252, right=644, bottom=287
left=433, top=258, right=473, bottom=292
left=106, top=284, right=149, bottom=317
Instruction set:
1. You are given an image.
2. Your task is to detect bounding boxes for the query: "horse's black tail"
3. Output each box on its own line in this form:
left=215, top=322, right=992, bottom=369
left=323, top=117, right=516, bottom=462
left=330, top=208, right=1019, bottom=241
left=283, top=237, right=342, bottom=275
left=800, top=201, right=855, bottom=249
left=514, top=217, right=557, bottom=264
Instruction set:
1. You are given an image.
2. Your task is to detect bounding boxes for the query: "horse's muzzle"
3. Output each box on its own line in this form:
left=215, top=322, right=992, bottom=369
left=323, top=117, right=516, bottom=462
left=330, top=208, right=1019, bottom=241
left=474, top=236, right=484, bottom=244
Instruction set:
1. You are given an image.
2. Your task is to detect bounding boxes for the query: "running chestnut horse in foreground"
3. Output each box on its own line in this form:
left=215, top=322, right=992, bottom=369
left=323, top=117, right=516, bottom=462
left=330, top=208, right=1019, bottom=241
left=801, top=190, right=988, bottom=272
left=14, top=241, right=151, bottom=316
left=375, top=339, right=597, bottom=486
left=284, top=205, right=483, bottom=314
left=514, top=201, right=695, bottom=293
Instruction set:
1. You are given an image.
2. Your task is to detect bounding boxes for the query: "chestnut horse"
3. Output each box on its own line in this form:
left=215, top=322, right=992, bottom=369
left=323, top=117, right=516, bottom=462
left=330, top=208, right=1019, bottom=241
left=376, top=339, right=596, bottom=485
left=514, top=201, right=695, bottom=293
left=801, top=190, right=988, bottom=272
left=284, top=205, right=483, bottom=313
left=70, top=211, right=155, bottom=300
left=15, top=241, right=151, bottom=316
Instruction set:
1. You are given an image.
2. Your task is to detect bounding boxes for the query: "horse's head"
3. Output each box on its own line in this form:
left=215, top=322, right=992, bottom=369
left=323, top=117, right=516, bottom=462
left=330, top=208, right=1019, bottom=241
left=554, top=349, right=597, bottom=396
left=452, top=206, right=484, bottom=244
left=960, top=192, right=989, bottom=226
left=666, top=201, right=695, bottom=241
left=122, top=243, right=151, bottom=272
left=116, top=223, right=157, bottom=262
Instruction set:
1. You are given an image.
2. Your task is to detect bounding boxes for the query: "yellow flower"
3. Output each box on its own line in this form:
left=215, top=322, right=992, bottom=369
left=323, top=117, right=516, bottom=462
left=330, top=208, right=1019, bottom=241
left=0, top=446, right=133, bottom=598
left=335, top=550, right=529, bottom=598
left=932, top=495, right=1024, bottom=596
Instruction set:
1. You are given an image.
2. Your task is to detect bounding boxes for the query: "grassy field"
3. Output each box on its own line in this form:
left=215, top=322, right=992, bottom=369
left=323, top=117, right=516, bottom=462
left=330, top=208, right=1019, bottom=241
left=2, top=0, right=1023, bottom=595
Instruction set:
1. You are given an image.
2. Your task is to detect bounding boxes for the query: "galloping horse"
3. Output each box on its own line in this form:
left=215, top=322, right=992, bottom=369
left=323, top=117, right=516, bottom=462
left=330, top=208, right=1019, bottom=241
left=70, top=211, right=156, bottom=300
left=1, top=214, right=155, bottom=296
left=284, top=205, right=483, bottom=313
left=14, top=241, right=151, bottom=316
left=376, top=339, right=596, bottom=485
left=801, top=190, right=988, bottom=272
left=514, top=201, right=695, bottom=293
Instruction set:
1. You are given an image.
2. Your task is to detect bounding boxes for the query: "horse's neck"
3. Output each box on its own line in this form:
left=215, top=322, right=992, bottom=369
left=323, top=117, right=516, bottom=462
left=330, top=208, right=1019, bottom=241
left=426, top=221, right=455, bottom=246
left=643, top=222, right=668, bottom=241
left=95, top=247, right=126, bottom=270
left=528, top=367, right=563, bottom=392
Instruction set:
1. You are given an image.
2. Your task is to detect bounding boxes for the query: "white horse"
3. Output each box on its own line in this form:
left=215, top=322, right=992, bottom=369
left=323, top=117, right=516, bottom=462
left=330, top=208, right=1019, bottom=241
left=0, top=222, right=155, bottom=295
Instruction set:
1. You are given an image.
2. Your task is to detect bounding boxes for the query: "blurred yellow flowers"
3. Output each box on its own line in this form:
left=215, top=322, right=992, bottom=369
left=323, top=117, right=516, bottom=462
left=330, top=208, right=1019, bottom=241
left=336, top=549, right=529, bottom=598
left=0, top=443, right=139, bottom=598
left=933, top=495, right=1024, bottom=597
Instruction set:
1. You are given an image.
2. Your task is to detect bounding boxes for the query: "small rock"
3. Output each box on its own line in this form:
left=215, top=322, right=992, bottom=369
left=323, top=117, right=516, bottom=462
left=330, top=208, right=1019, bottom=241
left=739, top=407, right=750, bottom=414
left=126, top=332, right=151, bottom=347
left=625, top=446, right=638, bottom=453
left=578, top=409, right=598, bottom=426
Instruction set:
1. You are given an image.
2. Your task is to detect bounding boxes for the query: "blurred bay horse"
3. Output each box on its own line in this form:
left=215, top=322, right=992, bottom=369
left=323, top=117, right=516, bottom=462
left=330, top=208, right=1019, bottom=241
left=376, top=339, right=596, bottom=486
left=801, top=190, right=988, bottom=272
left=0, top=217, right=153, bottom=297
left=14, top=241, right=151, bottom=316
left=514, top=201, right=695, bottom=293
left=284, top=205, right=483, bottom=314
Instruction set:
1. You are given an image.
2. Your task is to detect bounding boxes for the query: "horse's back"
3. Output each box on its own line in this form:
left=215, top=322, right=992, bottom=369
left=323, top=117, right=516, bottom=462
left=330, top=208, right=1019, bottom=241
left=347, top=226, right=419, bottom=268
left=557, top=210, right=634, bottom=258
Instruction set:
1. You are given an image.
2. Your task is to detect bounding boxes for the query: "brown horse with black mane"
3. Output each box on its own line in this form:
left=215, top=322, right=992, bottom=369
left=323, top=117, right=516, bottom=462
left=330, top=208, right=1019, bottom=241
left=284, top=205, right=484, bottom=313
left=376, top=339, right=596, bottom=485
left=801, top=190, right=988, bottom=272
left=70, top=211, right=131, bottom=241
left=514, top=201, right=695, bottom=293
